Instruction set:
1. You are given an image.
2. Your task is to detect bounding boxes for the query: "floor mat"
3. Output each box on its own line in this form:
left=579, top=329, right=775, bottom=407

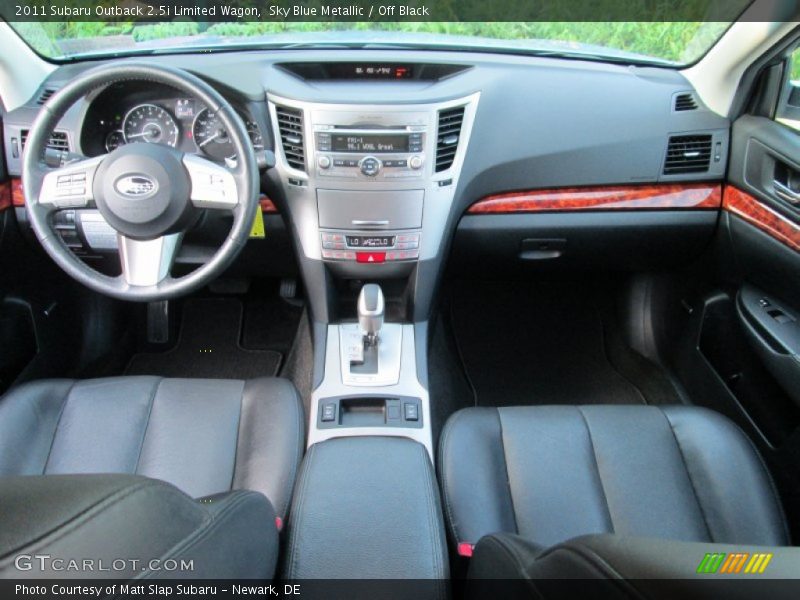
left=241, top=288, right=304, bottom=355
left=450, top=281, right=647, bottom=407
left=126, top=298, right=282, bottom=380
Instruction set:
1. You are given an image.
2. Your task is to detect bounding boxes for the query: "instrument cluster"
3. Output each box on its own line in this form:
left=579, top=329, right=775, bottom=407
left=80, top=83, right=264, bottom=162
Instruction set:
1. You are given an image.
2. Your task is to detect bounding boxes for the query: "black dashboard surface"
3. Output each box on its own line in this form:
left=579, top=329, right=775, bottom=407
left=5, top=48, right=729, bottom=202
left=2, top=49, right=730, bottom=285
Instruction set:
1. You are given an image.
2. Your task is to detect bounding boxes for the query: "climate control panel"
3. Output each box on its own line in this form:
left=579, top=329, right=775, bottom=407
left=320, top=232, right=420, bottom=262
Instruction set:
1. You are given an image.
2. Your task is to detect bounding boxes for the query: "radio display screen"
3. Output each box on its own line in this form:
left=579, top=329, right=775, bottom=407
left=331, top=134, right=409, bottom=153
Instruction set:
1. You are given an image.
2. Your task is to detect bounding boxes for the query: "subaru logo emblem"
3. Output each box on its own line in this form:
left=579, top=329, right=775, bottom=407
left=115, top=175, right=157, bottom=198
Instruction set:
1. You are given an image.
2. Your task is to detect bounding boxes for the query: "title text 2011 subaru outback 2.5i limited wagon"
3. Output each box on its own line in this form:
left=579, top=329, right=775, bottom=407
left=0, top=2, right=799, bottom=598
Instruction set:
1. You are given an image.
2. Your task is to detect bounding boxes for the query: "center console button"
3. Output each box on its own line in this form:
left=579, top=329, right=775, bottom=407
left=409, top=155, right=423, bottom=170
left=318, top=155, right=331, bottom=169
left=321, top=403, right=336, bottom=422
left=356, top=252, right=386, bottom=264
left=359, top=156, right=382, bottom=177
left=403, top=402, right=419, bottom=421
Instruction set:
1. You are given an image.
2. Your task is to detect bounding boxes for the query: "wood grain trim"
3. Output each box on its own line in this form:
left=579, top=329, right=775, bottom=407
left=723, top=186, right=800, bottom=253
left=0, top=181, right=11, bottom=211
left=259, top=195, right=278, bottom=213
left=467, top=183, right=723, bottom=214
left=11, top=178, right=25, bottom=207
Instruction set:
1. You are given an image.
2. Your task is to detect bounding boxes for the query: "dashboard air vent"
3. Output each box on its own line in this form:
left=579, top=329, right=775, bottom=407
left=674, top=93, right=698, bottom=112
left=663, top=134, right=712, bottom=175
left=36, top=88, right=57, bottom=105
left=20, top=129, right=70, bottom=152
left=436, top=106, right=465, bottom=172
left=275, top=105, right=305, bottom=171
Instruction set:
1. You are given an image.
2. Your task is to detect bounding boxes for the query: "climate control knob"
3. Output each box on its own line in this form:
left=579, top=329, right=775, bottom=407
left=359, top=156, right=382, bottom=177
left=409, top=155, right=424, bottom=170
left=318, top=155, right=331, bottom=169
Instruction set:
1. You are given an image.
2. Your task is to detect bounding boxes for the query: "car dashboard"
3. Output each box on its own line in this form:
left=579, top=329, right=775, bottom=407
left=2, top=48, right=730, bottom=321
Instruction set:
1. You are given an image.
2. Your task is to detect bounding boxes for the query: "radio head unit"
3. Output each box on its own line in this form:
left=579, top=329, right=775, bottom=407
left=315, top=126, right=425, bottom=179
left=330, top=133, right=410, bottom=153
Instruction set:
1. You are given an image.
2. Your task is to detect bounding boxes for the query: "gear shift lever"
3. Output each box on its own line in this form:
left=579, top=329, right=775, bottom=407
left=358, top=284, right=384, bottom=347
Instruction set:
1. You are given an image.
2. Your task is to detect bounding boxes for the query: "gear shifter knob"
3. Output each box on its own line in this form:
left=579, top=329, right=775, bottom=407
left=358, top=284, right=384, bottom=346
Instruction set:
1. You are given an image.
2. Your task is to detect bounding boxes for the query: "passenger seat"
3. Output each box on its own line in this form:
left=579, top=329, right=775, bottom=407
left=439, top=405, right=795, bottom=593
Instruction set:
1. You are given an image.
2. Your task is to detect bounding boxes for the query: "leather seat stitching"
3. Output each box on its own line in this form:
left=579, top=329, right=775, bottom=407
left=281, top=384, right=304, bottom=518
left=438, top=407, right=468, bottom=542
left=133, top=378, right=162, bottom=474
left=228, top=380, right=247, bottom=493
left=41, top=380, right=78, bottom=474
left=496, top=409, right=520, bottom=535
left=576, top=407, right=615, bottom=534
left=420, top=444, right=444, bottom=597
left=659, top=408, right=714, bottom=542
left=287, top=442, right=316, bottom=578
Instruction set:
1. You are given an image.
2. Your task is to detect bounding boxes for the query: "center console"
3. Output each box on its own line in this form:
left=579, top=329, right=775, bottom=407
left=268, top=91, right=479, bottom=586
left=267, top=92, right=480, bottom=457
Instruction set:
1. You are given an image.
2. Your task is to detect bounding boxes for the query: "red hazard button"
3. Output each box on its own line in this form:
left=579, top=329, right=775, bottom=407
left=355, top=252, right=386, bottom=264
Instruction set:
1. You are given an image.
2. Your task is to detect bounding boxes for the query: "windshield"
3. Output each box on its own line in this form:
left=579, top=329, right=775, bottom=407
left=9, top=21, right=735, bottom=66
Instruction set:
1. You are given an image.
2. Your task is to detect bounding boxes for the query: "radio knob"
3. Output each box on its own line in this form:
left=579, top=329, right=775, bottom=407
left=359, top=156, right=382, bottom=177
left=409, top=155, right=424, bottom=170
left=318, top=155, right=331, bottom=169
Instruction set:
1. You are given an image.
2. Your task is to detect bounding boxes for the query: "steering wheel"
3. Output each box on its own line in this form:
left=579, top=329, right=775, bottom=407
left=22, top=63, right=259, bottom=302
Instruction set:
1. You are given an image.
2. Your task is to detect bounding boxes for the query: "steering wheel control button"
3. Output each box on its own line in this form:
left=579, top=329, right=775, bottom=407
left=359, top=156, right=382, bottom=177
left=39, top=157, right=104, bottom=209
left=183, top=154, right=238, bottom=210
left=356, top=251, right=386, bottom=264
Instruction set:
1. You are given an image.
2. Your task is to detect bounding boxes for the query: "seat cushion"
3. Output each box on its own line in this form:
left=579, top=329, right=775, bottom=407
left=0, top=376, right=304, bottom=519
left=439, top=405, right=789, bottom=549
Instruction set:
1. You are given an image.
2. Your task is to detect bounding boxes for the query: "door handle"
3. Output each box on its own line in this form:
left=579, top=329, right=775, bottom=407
left=773, top=180, right=800, bottom=205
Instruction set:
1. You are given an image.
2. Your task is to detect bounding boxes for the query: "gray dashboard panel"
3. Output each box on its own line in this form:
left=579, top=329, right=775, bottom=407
left=6, top=49, right=729, bottom=189
left=3, top=49, right=730, bottom=323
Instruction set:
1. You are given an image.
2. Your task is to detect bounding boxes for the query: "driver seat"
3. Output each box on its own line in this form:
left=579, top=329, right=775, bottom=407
left=0, top=375, right=304, bottom=578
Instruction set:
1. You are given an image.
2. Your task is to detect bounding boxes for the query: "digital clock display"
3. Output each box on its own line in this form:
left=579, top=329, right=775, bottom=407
left=331, top=134, right=409, bottom=153
left=328, top=64, right=413, bottom=79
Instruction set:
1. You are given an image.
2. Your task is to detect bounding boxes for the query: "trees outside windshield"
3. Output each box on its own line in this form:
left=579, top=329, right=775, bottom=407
left=10, top=21, right=732, bottom=65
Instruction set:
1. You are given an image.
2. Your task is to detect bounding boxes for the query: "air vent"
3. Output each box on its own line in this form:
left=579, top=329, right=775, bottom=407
left=674, top=93, right=698, bottom=112
left=663, top=134, right=712, bottom=175
left=36, top=88, right=57, bottom=105
left=275, top=105, right=305, bottom=171
left=20, top=129, right=70, bottom=152
left=436, top=106, right=465, bottom=172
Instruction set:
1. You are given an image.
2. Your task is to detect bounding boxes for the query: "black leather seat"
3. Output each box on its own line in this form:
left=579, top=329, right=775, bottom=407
left=440, top=405, right=789, bottom=549
left=0, top=376, right=304, bottom=578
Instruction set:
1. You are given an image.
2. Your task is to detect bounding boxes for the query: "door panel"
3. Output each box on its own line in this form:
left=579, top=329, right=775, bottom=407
left=727, top=113, right=800, bottom=409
